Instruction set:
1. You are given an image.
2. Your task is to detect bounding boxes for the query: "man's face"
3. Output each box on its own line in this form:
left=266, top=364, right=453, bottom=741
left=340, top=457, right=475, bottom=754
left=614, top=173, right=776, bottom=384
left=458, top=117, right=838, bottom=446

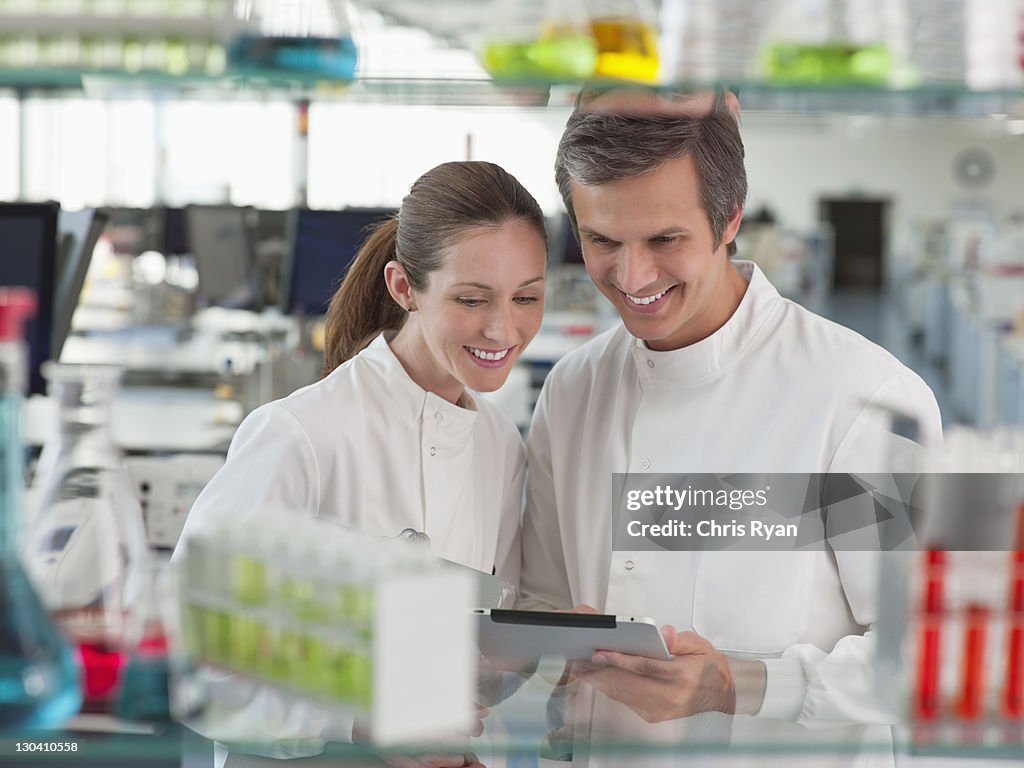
left=571, top=154, right=743, bottom=351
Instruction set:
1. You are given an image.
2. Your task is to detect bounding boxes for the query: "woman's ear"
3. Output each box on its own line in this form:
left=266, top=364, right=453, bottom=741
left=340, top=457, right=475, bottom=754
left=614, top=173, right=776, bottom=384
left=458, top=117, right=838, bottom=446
left=384, top=261, right=417, bottom=311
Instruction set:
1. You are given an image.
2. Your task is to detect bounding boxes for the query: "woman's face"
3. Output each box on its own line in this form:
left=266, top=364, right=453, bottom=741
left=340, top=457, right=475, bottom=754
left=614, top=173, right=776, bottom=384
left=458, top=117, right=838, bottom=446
left=402, top=219, right=547, bottom=399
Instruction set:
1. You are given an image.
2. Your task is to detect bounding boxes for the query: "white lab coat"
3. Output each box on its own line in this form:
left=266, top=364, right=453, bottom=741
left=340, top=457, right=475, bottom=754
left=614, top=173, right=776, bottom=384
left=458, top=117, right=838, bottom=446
left=174, top=332, right=526, bottom=762
left=518, top=261, right=943, bottom=767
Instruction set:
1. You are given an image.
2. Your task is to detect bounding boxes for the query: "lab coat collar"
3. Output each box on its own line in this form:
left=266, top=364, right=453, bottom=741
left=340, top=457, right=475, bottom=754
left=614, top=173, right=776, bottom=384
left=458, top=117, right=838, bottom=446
left=362, top=334, right=479, bottom=438
left=630, top=260, right=782, bottom=387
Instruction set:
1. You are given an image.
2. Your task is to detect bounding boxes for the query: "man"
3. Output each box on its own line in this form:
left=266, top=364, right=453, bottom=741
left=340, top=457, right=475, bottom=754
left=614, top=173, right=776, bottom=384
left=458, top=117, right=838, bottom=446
left=517, top=88, right=942, bottom=766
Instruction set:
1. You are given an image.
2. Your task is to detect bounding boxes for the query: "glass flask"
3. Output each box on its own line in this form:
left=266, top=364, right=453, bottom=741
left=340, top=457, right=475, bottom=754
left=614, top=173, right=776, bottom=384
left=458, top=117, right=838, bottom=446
left=480, top=0, right=597, bottom=82
left=23, top=363, right=148, bottom=715
left=228, top=0, right=358, bottom=80
left=585, top=0, right=659, bottom=82
left=115, top=559, right=172, bottom=722
left=0, top=289, right=81, bottom=730
left=758, top=0, right=911, bottom=86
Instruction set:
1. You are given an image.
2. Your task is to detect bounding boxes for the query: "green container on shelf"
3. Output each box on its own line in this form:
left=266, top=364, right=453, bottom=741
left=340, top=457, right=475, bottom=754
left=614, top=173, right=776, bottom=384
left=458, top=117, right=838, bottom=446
left=762, top=42, right=894, bottom=86
left=202, top=608, right=232, bottom=665
left=483, top=34, right=598, bottom=81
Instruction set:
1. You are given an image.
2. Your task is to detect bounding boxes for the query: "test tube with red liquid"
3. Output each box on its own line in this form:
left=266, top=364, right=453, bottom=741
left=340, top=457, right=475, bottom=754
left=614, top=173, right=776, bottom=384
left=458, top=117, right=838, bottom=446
left=915, top=548, right=945, bottom=720
left=1003, top=504, right=1024, bottom=719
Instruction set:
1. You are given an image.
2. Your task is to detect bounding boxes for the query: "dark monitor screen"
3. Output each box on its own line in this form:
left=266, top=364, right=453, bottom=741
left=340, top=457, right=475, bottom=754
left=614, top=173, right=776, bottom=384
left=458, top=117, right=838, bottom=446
left=287, top=208, right=397, bottom=315
left=559, top=214, right=585, bottom=265
left=54, top=208, right=107, bottom=362
left=0, top=202, right=59, bottom=395
left=162, top=207, right=190, bottom=256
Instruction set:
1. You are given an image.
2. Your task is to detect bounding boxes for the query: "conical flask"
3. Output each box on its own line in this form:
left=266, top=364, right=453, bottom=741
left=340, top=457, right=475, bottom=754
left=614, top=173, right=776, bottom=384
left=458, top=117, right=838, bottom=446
left=228, top=0, right=358, bottom=80
left=115, top=559, right=172, bottom=723
left=23, top=363, right=148, bottom=715
left=0, top=289, right=81, bottom=730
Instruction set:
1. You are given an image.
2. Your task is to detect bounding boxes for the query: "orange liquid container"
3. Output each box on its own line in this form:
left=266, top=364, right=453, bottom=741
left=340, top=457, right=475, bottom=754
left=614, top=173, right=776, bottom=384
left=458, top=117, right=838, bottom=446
left=589, top=16, right=659, bottom=82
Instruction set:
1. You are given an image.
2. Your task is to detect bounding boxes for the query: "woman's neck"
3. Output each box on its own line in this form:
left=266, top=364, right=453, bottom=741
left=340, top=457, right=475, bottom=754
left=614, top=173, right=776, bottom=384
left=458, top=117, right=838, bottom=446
left=387, top=323, right=466, bottom=406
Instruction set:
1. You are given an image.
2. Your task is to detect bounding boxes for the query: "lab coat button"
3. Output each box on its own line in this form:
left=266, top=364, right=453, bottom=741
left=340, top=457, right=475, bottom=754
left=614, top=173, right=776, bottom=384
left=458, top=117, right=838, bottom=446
left=624, top=560, right=635, bottom=571
left=646, top=359, right=654, bottom=369
left=435, top=411, right=444, bottom=422
left=640, top=458, right=650, bottom=469
left=429, top=446, right=437, bottom=456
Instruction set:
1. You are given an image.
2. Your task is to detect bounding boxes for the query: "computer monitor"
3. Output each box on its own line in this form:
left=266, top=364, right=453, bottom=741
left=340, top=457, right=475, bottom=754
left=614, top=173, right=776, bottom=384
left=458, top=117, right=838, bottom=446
left=286, top=207, right=397, bottom=316
left=54, top=208, right=108, bottom=362
left=161, top=207, right=190, bottom=257
left=185, top=204, right=256, bottom=308
left=556, top=213, right=585, bottom=265
left=0, top=202, right=59, bottom=395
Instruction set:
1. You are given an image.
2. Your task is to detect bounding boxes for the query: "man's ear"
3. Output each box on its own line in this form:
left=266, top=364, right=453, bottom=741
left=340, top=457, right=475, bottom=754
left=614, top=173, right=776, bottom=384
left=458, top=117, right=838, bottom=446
left=722, top=206, right=744, bottom=247
left=384, top=261, right=417, bottom=311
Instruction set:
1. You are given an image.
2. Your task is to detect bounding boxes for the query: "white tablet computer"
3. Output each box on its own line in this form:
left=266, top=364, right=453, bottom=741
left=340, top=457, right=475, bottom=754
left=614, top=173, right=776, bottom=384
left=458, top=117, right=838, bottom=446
left=474, top=608, right=671, bottom=662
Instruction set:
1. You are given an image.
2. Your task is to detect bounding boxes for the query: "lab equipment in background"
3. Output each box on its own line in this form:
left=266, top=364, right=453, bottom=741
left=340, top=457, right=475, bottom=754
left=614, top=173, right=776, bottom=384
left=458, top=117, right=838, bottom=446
left=0, top=202, right=59, bottom=396
left=180, top=514, right=476, bottom=745
left=124, top=454, right=225, bottom=550
left=184, top=204, right=258, bottom=310
left=758, top=0, right=911, bottom=86
left=658, top=0, right=775, bottom=83
left=253, top=209, right=291, bottom=310
left=480, top=0, right=597, bottom=82
left=0, top=2, right=231, bottom=76
left=23, top=363, right=149, bottom=715
left=904, top=0, right=966, bottom=84
left=877, top=428, right=1024, bottom=751
left=0, top=289, right=81, bottom=730
left=115, top=560, right=173, bottom=723
left=54, top=208, right=109, bottom=363
left=735, top=209, right=835, bottom=312
left=227, top=0, right=357, bottom=80
left=585, top=0, right=659, bottom=82
left=963, top=0, right=1024, bottom=90
left=283, top=207, right=396, bottom=316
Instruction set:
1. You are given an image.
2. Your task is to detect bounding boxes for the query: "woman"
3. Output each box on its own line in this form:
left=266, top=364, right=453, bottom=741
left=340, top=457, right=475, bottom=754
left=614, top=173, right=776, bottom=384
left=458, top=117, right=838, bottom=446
left=174, top=160, right=547, bottom=765
left=180, top=159, right=546, bottom=580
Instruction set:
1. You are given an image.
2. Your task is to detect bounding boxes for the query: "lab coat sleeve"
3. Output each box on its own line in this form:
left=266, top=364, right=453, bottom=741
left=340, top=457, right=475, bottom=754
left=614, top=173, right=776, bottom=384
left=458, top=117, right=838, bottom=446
left=757, top=372, right=943, bottom=726
left=173, top=404, right=352, bottom=755
left=517, top=380, right=574, bottom=612
left=175, top=402, right=320, bottom=549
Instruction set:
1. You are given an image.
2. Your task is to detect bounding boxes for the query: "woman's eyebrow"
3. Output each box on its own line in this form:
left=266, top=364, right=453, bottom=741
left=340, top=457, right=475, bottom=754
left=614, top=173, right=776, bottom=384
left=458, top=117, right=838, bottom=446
left=452, top=277, right=545, bottom=290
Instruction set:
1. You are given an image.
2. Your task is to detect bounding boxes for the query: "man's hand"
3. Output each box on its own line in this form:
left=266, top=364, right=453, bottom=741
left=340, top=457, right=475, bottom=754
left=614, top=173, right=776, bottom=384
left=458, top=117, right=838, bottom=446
left=574, top=626, right=736, bottom=723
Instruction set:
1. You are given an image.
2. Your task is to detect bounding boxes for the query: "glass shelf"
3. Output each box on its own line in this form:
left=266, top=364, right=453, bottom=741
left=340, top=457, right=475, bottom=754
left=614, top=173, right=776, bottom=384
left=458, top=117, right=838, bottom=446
left=0, top=671, right=1021, bottom=761
left=1, top=66, right=1022, bottom=115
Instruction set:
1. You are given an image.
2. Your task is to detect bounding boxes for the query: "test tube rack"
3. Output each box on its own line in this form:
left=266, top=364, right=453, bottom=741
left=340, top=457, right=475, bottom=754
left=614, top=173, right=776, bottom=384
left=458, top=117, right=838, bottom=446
left=178, top=514, right=476, bottom=745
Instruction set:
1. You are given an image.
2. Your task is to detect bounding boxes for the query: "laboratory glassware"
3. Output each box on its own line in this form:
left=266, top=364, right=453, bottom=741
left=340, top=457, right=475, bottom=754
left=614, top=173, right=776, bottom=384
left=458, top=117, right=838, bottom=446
left=115, top=559, right=173, bottom=722
left=758, top=0, right=911, bottom=86
left=0, top=289, right=81, bottom=730
left=480, top=0, right=597, bottom=82
left=23, top=363, right=148, bottom=715
left=585, top=0, right=659, bottom=82
left=228, top=0, right=357, bottom=80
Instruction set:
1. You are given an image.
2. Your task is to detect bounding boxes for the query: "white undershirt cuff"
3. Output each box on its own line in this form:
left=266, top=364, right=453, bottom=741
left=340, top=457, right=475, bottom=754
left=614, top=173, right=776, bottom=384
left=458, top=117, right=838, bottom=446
left=756, top=657, right=807, bottom=721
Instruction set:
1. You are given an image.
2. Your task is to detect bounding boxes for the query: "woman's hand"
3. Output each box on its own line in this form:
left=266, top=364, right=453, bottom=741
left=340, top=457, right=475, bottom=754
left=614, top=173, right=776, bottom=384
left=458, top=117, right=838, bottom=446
left=352, top=704, right=489, bottom=768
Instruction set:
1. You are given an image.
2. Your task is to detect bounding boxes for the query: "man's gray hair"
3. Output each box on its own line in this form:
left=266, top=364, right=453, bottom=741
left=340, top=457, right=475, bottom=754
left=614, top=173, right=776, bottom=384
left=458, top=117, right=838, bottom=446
left=554, top=99, right=747, bottom=257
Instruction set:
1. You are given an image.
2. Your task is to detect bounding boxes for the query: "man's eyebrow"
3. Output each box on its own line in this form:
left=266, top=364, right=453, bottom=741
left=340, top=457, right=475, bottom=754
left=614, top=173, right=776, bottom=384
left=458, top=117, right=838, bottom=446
left=648, top=227, right=691, bottom=237
left=578, top=226, right=691, bottom=239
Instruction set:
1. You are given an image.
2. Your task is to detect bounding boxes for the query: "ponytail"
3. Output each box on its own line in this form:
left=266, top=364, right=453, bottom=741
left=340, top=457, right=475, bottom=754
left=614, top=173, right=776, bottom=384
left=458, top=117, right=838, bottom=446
left=322, top=217, right=406, bottom=375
